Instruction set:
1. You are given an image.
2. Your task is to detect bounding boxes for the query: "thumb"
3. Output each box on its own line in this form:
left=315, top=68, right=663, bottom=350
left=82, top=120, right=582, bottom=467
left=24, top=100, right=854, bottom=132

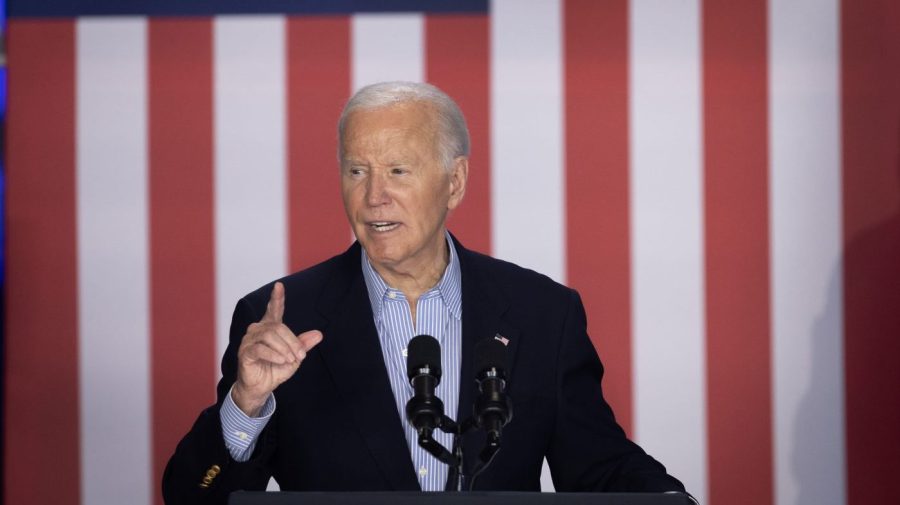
left=262, top=281, right=285, bottom=323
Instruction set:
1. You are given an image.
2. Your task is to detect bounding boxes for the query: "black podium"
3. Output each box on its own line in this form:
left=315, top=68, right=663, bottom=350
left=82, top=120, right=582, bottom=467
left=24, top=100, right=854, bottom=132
left=229, top=491, right=694, bottom=505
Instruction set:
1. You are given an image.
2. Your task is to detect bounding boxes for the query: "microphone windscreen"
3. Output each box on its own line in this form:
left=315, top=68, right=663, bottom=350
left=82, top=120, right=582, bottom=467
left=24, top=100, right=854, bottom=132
left=475, top=337, right=507, bottom=375
left=407, top=334, right=442, bottom=380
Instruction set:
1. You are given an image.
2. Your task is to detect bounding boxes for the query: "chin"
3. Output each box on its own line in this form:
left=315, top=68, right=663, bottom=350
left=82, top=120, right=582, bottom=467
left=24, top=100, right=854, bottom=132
left=360, top=241, right=397, bottom=262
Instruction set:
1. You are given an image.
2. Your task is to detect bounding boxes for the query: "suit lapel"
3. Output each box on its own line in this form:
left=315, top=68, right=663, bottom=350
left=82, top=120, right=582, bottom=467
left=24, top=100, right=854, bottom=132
left=314, top=245, right=420, bottom=491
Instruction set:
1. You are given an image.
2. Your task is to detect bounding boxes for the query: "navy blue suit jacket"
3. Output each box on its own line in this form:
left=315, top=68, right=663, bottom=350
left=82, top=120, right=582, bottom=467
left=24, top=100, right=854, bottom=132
left=162, top=236, right=685, bottom=504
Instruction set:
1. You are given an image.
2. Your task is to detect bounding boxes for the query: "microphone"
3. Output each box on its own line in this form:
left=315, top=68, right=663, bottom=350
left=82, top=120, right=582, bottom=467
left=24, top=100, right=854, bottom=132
left=405, top=334, right=445, bottom=438
left=473, top=336, right=513, bottom=455
left=465, top=336, right=514, bottom=490
left=405, top=335, right=458, bottom=467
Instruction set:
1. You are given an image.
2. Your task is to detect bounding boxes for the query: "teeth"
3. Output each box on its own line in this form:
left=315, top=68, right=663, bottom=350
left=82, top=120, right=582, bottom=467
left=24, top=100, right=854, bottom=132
left=371, top=222, right=399, bottom=232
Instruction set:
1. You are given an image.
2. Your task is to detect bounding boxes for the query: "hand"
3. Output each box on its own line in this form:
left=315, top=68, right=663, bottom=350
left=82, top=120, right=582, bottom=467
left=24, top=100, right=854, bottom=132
left=232, top=281, right=323, bottom=416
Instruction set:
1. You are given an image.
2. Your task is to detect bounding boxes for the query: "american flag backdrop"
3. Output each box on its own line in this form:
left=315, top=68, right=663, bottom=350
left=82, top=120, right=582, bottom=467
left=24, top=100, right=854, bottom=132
left=4, top=1, right=899, bottom=504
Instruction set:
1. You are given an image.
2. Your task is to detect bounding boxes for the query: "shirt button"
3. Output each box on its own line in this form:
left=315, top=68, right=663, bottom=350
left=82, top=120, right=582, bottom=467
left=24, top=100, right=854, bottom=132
left=418, top=466, right=428, bottom=477
left=401, top=348, right=408, bottom=358
left=235, top=431, right=249, bottom=441
left=388, top=292, right=397, bottom=299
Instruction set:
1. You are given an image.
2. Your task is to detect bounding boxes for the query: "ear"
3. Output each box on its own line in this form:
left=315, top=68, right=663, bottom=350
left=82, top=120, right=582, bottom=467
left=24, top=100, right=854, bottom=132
left=447, top=156, right=468, bottom=210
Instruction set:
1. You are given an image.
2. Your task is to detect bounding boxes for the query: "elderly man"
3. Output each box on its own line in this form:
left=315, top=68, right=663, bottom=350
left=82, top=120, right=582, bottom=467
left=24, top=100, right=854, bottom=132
left=163, top=82, right=688, bottom=504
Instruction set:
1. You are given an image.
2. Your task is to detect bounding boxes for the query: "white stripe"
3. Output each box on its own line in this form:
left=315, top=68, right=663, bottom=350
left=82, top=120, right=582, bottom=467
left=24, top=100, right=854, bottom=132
left=769, top=2, right=846, bottom=505
left=491, top=0, right=563, bottom=491
left=214, top=17, right=288, bottom=369
left=629, top=2, right=707, bottom=504
left=491, top=0, right=565, bottom=285
left=76, top=18, right=151, bottom=505
left=351, top=14, right=424, bottom=90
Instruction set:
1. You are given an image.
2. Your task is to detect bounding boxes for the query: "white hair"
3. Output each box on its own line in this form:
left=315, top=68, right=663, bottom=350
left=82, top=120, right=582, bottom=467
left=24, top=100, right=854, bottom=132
left=337, top=81, right=470, bottom=170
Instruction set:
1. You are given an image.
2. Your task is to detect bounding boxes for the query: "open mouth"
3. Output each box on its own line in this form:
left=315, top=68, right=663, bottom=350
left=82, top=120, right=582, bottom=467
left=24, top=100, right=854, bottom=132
left=369, top=221, right=400, bottom=232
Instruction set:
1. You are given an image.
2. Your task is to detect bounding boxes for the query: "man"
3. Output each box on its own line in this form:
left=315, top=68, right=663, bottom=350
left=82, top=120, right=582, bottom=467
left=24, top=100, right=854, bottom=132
left=163, top=82, right=689, bottom=504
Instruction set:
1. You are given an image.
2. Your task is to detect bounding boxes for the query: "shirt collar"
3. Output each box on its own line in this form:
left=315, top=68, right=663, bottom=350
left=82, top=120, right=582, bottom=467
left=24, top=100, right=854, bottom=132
left=361, top=232, right=463, bottom=323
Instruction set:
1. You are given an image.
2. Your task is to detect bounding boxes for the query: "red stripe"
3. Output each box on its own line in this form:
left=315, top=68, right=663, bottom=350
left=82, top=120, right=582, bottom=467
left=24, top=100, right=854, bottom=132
left=841, top=1, right=900, bottom=503
left=425, top=14, right=491, bottom=255
left=286, top=17, right=352, bottom=271
left=702, top=2, right=773, bottom=504
left=147, top=19, right=216, bottom=505
left=563, top=0, right=633, bottom=434
left=4, top=20, right=80, bottom=505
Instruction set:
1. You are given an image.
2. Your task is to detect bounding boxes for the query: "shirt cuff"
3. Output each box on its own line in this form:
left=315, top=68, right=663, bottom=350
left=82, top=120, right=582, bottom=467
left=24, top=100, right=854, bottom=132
left=220, top=384, right=276, bottom=462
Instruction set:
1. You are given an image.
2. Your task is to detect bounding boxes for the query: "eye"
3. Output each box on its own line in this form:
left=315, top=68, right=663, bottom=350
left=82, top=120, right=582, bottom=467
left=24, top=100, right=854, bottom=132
left=390, top=166, right=408, bottom=175
left=347, top=166, right=366, bottom=177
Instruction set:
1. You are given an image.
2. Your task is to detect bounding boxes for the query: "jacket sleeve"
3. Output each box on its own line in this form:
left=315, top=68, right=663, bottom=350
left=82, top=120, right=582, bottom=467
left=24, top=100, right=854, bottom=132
left=546, top=289, right=688, bottom=493
left=161, top=296, right=278, bottom=505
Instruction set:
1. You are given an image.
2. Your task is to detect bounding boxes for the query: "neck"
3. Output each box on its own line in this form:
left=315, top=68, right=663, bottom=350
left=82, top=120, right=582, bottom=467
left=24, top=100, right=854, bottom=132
left=372, top=236, right=449, bottom=303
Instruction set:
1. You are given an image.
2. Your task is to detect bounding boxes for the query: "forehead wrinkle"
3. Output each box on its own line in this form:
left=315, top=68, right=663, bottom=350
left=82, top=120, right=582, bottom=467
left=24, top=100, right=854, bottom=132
left=347, top=129, right=434, bottom=166
left=341, top=103, right=444, bottom=168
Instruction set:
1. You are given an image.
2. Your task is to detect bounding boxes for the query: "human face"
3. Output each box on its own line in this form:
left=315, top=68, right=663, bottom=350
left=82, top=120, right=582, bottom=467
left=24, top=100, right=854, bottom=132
left=340, top=102, right=467, bottom=278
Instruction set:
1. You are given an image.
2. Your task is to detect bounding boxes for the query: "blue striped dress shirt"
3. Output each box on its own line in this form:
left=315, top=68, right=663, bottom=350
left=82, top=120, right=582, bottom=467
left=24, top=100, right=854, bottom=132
left=220, top=234, right=463, bottom=492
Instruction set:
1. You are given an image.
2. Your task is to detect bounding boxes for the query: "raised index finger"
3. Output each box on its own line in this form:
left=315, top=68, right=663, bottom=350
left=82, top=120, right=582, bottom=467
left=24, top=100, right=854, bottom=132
left=262, top=281, right=285, bottom=323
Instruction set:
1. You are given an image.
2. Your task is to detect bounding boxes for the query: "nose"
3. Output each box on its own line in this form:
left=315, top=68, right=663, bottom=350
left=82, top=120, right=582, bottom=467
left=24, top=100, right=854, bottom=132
left=365, top=172, right=390, bottom=207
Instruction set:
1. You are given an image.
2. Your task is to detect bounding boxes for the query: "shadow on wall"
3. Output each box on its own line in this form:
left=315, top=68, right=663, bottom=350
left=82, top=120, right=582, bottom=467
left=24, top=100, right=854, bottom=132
left=796, top=120, right=900, bottom=505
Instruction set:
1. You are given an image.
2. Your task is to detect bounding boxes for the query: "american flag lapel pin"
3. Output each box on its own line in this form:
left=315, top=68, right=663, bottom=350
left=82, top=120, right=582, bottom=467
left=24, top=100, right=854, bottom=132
left=494, top=333, right=510, bottom=346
